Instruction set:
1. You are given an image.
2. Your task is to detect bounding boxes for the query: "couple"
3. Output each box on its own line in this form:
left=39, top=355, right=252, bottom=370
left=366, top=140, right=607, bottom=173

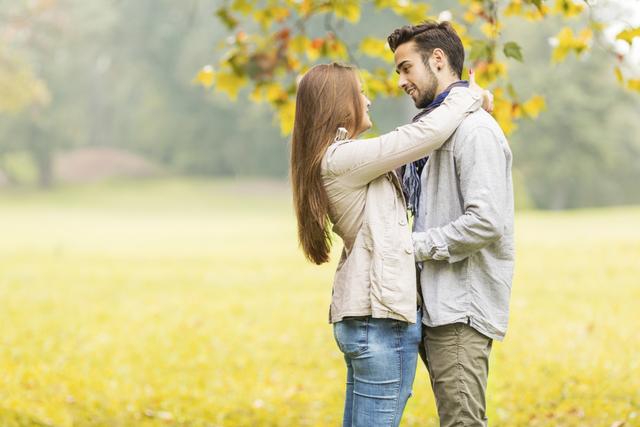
left=290, top=21, right=514, bottom=427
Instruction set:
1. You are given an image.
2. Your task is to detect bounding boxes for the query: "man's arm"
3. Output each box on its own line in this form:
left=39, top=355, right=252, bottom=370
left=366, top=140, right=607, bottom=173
left=413, top=126, right=509, bottom=263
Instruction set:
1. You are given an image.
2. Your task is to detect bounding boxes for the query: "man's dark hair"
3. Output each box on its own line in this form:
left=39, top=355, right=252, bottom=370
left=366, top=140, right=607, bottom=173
left=387, top=21, right=465, bottom=79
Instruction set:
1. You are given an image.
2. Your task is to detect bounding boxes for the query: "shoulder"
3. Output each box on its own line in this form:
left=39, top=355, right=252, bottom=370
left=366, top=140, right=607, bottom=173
left=454, top=110, right=508, bottom=148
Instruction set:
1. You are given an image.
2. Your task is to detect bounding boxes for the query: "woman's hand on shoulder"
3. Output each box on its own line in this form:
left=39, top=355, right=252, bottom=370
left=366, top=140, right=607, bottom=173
left=468, top=69, right=494, bottom=114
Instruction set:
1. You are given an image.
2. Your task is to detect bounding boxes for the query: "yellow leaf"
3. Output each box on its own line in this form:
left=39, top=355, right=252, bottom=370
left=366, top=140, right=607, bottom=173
left=481, top=22, right=503, bottom=39
left=393, top=3, right=430, bottom=24
left=231, top=0, right=253, bottom=14
left=276, top=98, right=296, bottom=135
left=215, top=71, right=248, bottom=100
left=271, top=6, right=290, bottom=22
left=359, top=37, right=394, bottom=62
left=616, top=28, right=640, bottom=44
left=552, top=27, right=591, bottom=63
left=333, top=1, right=360, bottom=23
left=328, top=40, right=349, bottom=60
left=521, top=95, right=546, bottom=118
left=628, top=79, right=640, bottom=92
left=290, top=35, right=309, bottom=55
left=474, top=61, right=508, bottom=86
left=614, top=67, right=623, bottom=83
left=359, top=69, right=386, bottom=99
left=504, top=0, right=523, bottom=17
left=195, top=66, right=215, bottom=88
left=553, top=0, right=584, bottom=18
left=524, top=4, right=549, bottom=21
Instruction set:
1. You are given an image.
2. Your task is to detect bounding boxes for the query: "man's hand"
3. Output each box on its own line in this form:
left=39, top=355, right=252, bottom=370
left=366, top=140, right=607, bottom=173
left=469, top=69, right=494, bottom=113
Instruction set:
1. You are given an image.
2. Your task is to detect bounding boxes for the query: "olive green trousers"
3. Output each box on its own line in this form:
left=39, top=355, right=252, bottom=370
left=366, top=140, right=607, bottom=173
left=420, top=322, right=493, bottom=427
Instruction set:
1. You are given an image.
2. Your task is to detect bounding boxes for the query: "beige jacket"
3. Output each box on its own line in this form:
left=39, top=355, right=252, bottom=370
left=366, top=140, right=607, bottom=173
left=321, top=87, right=482, bottom=324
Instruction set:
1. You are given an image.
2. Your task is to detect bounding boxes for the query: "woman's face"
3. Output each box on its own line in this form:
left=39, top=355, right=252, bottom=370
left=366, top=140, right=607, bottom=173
left=356, top=79, right=372, bottom=136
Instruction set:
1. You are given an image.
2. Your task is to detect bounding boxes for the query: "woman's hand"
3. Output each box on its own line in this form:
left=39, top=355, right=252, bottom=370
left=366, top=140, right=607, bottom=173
left=469, top=69, right=494, bottom=114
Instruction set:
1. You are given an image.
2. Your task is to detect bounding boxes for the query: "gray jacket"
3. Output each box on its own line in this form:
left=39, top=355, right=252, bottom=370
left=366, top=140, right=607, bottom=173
left=321, top=88, right=482, bottom=324
left=413, top=109, right=514, bottom=340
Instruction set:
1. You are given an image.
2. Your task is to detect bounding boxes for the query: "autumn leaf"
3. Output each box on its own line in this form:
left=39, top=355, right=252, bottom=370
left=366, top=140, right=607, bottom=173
left=231, top=0, right=253, bottom=15
left=359, top=37, right=394, bottom=63
left=521, top=95, right=546, bottom=118
left=614, top=67, right=623, bottom=83
left=332, top=0, right=360, bottom=23
left=214, top=71, right=248, bottom=100
left=628, top=79, right=640, bottom=93
left=616, top=28, right=640, bottom=44
left=276, top=98, right=296, bottom=134
left=195, top=66, right=215, bottom=88
left=552, top=27, right=592, bottom=62
left=553, top=0, right=584, bottom=18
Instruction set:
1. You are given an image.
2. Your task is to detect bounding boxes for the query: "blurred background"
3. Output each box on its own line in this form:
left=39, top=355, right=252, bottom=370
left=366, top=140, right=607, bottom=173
left=0, top=0, right=638, bottom=209
left=0, top=1, right=639, bottom=426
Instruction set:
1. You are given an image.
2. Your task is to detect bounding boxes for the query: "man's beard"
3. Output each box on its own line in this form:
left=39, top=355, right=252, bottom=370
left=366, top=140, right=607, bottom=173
left=414, top=64, right=439, bottom=109
left=415, top=84, right=437, bottom=109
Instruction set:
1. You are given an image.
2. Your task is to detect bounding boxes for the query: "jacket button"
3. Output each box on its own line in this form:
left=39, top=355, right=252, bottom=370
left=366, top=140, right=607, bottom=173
left=405, top=247, right=413, bottom=254
left=399, top=218, right=407, bottom=226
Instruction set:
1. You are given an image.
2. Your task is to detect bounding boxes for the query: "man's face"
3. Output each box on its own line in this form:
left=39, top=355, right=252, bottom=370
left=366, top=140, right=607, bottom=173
left=394, top=41, right=438, bottom=109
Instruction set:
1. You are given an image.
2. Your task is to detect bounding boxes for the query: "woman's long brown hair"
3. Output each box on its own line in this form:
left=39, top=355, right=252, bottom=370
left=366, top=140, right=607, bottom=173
left=290, top=63, right=364, bottom=265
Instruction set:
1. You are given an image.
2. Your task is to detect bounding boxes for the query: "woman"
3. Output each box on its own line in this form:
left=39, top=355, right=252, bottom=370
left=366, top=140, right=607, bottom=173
left=290, top=63, right=489, bottom=427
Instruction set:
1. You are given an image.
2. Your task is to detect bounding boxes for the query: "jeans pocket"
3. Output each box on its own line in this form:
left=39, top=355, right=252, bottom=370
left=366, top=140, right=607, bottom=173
left=333, top=317, right=368, bottom=358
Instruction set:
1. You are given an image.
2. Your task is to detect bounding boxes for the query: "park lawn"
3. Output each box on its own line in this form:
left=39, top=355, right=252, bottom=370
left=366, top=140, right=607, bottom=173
left=0, top=179, right=638, bottom=427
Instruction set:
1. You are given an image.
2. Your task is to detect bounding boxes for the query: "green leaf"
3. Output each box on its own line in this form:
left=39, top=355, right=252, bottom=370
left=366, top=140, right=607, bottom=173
left=503, top=41, right=523, bottom=62
left=215, top=7, right=238, bottom=30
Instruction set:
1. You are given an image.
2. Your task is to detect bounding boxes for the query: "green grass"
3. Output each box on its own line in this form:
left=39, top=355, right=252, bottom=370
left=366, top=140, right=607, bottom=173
left=0, top=179, right=638, bottom=426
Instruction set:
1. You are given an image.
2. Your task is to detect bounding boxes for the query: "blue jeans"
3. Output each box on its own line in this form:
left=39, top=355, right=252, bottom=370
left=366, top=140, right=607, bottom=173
left=333, top=310, right=422, bottom=427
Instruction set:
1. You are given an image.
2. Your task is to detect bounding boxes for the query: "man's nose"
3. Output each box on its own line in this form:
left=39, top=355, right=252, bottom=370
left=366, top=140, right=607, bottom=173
left=398, top=75, right=408, bottom=90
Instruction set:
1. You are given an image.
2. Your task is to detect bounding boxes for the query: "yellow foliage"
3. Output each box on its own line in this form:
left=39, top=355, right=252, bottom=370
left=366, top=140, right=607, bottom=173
left=231, top=0, right=253, bottom=14
left=359, top=69, right=387, bottom=99
left=249, top=82, right=287, bottom=103
left=290, top=35, right=309, bottom=55
left=614, top=67, right=623, bottom=84
left=474, top=61, right=508, bottom=86
left=493, top=101, right=517, bottom=135
left=628, top=79, right=640, bottom=92
left=359, top=37, right=394, bottom=63
left=464, top=1, right=483, bottom=22
left=616, top=27, right=640, bottom=44
left=521, top=95, right=546, bottom=118
left=392, top=3, right=430, bottom=24
left=481, top=22, right=503, bottom=39
left=214, top=70, right=248, bottom=100
left=195, top=66, right=215, bottom=88
left=504, top=0, right=523, bottom=17
left=0, top=49, right=51, bottom=113
left=553, top=0, right=584, bottom=18
left=332, top=0, right=360, bottom=23
left=552, top=27, right=592, bottom=63
left=276, top=98, right=296, bottom=134
left=253, top=6, right=289, bottom=30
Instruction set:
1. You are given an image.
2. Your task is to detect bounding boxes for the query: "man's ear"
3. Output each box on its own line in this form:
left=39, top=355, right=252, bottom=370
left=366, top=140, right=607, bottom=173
left=432, top=48, right=446, bottom=72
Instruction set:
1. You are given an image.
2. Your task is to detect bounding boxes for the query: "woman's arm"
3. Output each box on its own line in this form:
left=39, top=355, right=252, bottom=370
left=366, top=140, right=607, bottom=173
left=324, top=87, right=482, bottom=187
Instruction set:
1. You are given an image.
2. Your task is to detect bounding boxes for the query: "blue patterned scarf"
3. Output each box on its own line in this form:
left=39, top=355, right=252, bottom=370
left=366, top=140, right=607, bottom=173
left=401, top=80, right=469, bottom=216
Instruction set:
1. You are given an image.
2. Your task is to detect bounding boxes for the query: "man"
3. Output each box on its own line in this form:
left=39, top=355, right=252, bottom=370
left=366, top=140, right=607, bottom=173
left=387, top=22, right=515, bottom=427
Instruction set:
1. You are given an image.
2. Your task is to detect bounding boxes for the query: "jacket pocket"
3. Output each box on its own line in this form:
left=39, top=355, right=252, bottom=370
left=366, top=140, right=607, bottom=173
left=333, top=317, right=368, bottom=358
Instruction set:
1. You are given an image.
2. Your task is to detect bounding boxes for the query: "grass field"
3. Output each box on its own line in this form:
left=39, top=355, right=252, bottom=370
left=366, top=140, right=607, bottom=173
left=0, top=179, right=638, bottom=427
